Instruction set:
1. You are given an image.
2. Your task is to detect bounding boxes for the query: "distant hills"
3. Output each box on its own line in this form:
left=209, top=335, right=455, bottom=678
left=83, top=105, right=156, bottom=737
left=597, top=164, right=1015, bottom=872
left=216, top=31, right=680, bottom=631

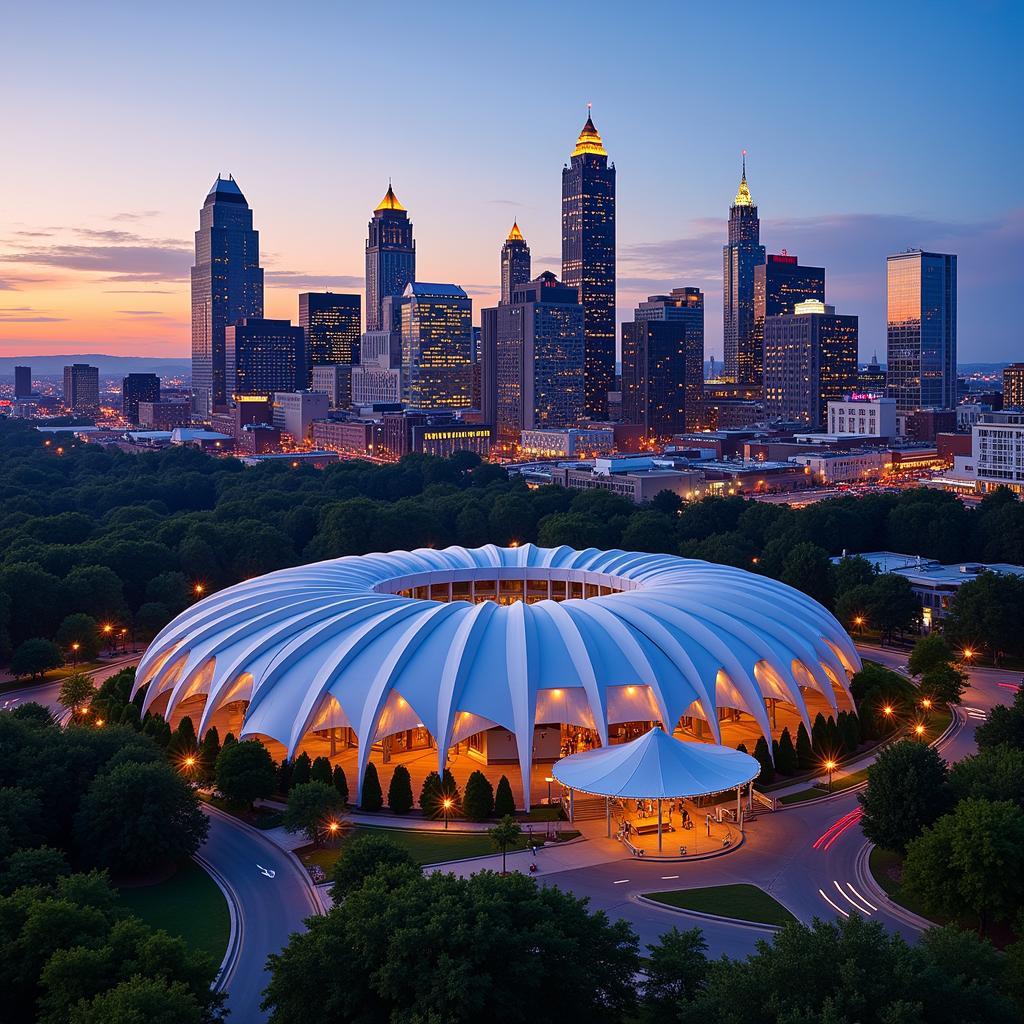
left=0, top=354, right=190, bottom=378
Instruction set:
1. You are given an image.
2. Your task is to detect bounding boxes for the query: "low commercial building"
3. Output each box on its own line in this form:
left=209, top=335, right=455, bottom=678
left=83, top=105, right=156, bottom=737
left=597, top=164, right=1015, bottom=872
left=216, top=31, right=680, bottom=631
left=239, top=451, right=339, bottom=469
left=236, top=423, right=282, bottom=454
left=272, top=391, right=330, bottom=443
left=311, top=364, right=352, bottom=409
left=835, top=550, right=1024, bottom=629
left=827, top=395, right=897, bottom=438
left=312, top=419, right=380, bottom=459
left=519, top=428, right=615, bottom=459
left=788, top=450, right=891, bottom=484
left=169, top=428, right=233, bottom=452
left=972, top=410, right=1024, bottom=495
left=138, top=400, right=191, bottom=430
left=549, top=457, right=704, bottom=504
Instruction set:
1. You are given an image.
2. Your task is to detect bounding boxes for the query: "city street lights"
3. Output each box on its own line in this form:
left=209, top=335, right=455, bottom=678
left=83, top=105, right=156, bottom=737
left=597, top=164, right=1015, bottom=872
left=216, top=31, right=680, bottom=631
left=545, top=776, right=554, bottom=804
left=71, top=642, right=80, bottom=668
left=824, top=758, right=837, bottom=794
left=914, top=722, right=926, bottom=739
left=853, top=615, right=865, bottom=638
left=193, top=583, right=205, bottom=598
left=442, top=797, right=453, bottom=830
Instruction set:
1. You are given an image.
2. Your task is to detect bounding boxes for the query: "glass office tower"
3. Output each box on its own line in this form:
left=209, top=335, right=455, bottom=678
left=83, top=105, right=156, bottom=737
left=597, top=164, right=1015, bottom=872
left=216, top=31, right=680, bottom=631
left=400, top=283, right=473, bottom=410
left=562, top=112, right=616, bottom=419
left=886, top=250, right=957, bottom=412
left=365, top=184, right=416, bottom=333
left=299, top=292, right=362, bottom=383
left=191, top=176, right=264, bottom=418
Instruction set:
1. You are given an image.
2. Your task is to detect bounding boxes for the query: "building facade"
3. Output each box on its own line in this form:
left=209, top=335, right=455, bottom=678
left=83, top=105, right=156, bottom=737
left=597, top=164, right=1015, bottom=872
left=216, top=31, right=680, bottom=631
left=63, top=363, right=99, bottom=415
left=562, top=112, right=615, bottom=418
left=858, top=354, right=886, bottom=393
left=519, top=427, right=615, bottom=459
left=751, top=253, right=826, bottom=389
left=886, top=250, right=957, bottom=412
left=972, top=410, right=1024, bottom=495
left=13, top=366, right=31, bottom=399
left=762, top=301, right=858, bottom=427
left=622, top=289, right=704, bottom=437
left=500, top=222, right=531, bottom=304
left=138, top=400, right=192, bottom=430
left=827, top=395, right=898, bottom=438
left=722, top=156, right=765, bottom=384
left=122, top=373, right=160, bottom=424
left=1003, top=363, right=1024, bottom=409
left=401, top=283, right=473, bottom=410
left=365, top=185, right=415, bottom=333
left=311, top=364, right=352, bottom=409
left=272, top=391, right=329, bottom=442
left=190, top=176, right=264, bottom=417
left=493, top=273, right=585, bottom=444
left=299, top=293, right=361, bottom=380
left=225, top=318, right=305, bottom=400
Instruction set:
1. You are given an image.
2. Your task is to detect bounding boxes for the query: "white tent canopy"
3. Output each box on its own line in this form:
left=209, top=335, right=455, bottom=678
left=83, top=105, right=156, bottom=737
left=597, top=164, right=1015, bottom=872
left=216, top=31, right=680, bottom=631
left=552, top=726, right=760, bottom=800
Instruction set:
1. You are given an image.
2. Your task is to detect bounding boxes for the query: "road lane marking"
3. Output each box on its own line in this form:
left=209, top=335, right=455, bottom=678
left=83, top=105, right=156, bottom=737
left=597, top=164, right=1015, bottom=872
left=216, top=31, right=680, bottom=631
left=257, top=864, right=276, bottom=878
left=661, top=875, right=679, bottom=879
left=818, top=888, right=849, bottom=917
left=613, top=879, right=630, bottom=884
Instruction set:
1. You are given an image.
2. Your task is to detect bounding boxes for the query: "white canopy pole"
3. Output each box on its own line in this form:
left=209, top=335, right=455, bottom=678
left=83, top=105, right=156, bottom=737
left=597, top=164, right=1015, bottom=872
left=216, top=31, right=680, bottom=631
left=657, top=798, right=663, bottom=852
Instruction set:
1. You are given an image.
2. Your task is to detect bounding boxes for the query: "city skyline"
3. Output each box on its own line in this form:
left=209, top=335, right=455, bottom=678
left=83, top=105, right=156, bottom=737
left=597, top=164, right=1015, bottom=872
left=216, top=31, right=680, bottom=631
left=0, top=1, right=1021, bottom=363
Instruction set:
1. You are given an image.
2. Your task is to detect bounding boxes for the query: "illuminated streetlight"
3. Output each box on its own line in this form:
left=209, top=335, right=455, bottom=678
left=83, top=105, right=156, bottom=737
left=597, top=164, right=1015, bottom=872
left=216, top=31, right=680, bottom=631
left=824, top=758, right=837, bottom=794
left=914, top=723, right=926, bottom=738
left=95, top=718, right=105, bottom=727
left=194, top=583, right=205, bottom=597
left=545, top=776, right=554, bottom=804
left=442, top=796, right=453, bottom=830
left=921, top=697, right=933, bottom=711
left=71, top=641, right=80, bottom=667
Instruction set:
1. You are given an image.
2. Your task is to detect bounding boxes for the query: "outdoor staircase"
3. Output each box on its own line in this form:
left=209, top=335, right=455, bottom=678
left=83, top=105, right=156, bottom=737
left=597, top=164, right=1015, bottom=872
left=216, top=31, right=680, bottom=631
left=568, top=796, right=607, bottom=821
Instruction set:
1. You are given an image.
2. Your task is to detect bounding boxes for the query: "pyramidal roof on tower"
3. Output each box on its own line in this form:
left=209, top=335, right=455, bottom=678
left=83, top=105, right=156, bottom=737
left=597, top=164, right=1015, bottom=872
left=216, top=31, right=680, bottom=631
left=572, top=110, right=607, bottom=158
left=375, top=182, right=406, bottom=212
left=733, top=152, right=754, bottom=207
left=506, top=221, right=525, bottom=242
left=206, top=174, right=246, bottom=203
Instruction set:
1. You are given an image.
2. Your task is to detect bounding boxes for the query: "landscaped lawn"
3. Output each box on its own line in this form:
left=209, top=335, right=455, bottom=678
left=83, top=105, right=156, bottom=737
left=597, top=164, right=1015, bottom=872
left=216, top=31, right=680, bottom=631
left=644, top=883, right=797, bottom=927
left=298, top=823, right=550, bottom=873
left=117, top=859, right=230, bottom=964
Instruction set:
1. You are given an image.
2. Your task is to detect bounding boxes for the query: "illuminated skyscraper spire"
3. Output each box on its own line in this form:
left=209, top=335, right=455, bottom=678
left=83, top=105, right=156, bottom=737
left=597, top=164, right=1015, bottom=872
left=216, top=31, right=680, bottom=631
left=365, top=182, right=415, bottom=331
left=501, top=222, right=531, bottom=304
left=734, top=150, right=753, bottom=207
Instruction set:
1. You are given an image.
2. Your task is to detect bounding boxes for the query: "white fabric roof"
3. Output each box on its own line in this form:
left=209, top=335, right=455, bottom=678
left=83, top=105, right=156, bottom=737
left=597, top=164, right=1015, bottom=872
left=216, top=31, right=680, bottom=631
left=552, top=726, right=760, bottom=799
left=134, top=544, right=859, bottom=809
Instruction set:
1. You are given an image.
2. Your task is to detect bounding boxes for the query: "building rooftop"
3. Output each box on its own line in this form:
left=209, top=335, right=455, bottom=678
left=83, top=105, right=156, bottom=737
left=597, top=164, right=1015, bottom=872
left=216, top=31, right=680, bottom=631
left=403, top=282, right=468, bottom=298
left=374, top=183, right=405, bottom=213
left=833, top=551, right=1024, bottom=586
left=205, top=174, right=246, bottom=203
left=571, top=112, right=607, bottom=158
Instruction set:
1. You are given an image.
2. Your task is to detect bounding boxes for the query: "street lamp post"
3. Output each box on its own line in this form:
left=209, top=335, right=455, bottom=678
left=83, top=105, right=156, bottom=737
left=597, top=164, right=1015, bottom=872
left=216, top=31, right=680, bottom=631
left=442, top=797, right=453, bottom=831
left=71, top=642, right=80, bottom=668
left=853, top=616, right=865, bottom=638
left=824, top=759, right=837, bottom=794
left=545, top=776, right=553, bottom=805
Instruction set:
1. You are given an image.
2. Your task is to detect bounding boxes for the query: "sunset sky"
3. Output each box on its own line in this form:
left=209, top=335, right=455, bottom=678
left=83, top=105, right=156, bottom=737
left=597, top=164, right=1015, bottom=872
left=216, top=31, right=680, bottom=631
left=1, top=0, right=1020, bottom=362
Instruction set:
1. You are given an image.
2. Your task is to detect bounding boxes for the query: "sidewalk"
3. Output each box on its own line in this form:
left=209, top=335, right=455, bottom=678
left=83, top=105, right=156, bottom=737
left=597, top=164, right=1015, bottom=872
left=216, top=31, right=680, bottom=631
left=427, top=834, right=623, bottom=878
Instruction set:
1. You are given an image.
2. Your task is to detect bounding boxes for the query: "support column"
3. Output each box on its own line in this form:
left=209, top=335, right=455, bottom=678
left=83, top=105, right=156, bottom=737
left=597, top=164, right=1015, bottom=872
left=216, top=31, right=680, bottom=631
left=569, top=788, right=575, bottom=823
left=657, top=798, right=663, bottom=853
left=736, top=785, right=742, bottom=827
left=330, top=728, right=337, bottom=757
left=606, top=796, right=611, bottom=837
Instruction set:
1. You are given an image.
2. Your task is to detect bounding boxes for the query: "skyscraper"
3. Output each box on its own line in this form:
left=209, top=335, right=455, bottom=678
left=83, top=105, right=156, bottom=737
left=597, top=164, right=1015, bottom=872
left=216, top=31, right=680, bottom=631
left=763, top=300, right=858, bottom=427
left=621, top=289, right=705, bottom=436
left=501, top=222, right=531, bottom=304
left=13, top=365, right=31, bottom=399
left=122, top=373, right=160, bottom=424
left=63, top=363, right=99, bottom=415
left=494, top=272, right=585, bottom=444
left=751, top=253, right=826, bottom=387
left=299, top=292, right=361, bottom=382
left=365, top=184, right=415, bottom=333
left=886, top=250, right=957, bottom=412
left=562, top=110, right=615, bottom=419
left=722, top=155, right=765, bottom=384
left=225, top=319, right=305, bottom=400
left=190, top=175, right=264, bottom=418
left=400, top=283, right=473, bottom=410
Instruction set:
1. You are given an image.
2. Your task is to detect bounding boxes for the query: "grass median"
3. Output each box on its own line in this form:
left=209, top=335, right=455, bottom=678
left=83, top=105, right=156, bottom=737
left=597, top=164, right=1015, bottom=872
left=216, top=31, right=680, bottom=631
left=117, top=859, right=231, bottom=964
left=644, top=883, right=796, bottom=927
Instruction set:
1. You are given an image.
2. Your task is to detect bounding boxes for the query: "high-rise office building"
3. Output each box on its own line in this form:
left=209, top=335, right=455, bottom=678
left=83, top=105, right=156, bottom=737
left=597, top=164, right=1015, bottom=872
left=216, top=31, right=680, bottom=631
left=858, top=353, right=887, bottom=393
left=190, top=175, right=264, bottom=418
left=886, top=250, right=957, bottom=412
left=493, top=272, right=585, bottom=443
left=122, top=373, right=160, bottom=424
left=763, top=300, right=858, bottom=427
left=1004, top=363, right=1024, bottom=409
left=621, top=288, right=705, bottom=437
left=63, top=363, right=100, bottom=415
left=225, top=318, right=304, bottom=400
left=401, top=283, right=473, bottom=410
left=299, top=293, right=361, bottom=382
left=562, top=111, right=615, bottom=418
left=501, top=222, right=531, bottom=304
left=751, top=253, right=826, bottom=388
left=14, top=365, right=31, bottom=399
left=722, top=155, right=765, bottom=384
left=365, top=184, right=415, bottom=333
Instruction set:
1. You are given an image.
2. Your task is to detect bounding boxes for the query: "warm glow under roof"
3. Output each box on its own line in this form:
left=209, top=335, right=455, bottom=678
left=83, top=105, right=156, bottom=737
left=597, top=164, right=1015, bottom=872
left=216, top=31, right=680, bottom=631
left=507, top=220, right=525, bottom=242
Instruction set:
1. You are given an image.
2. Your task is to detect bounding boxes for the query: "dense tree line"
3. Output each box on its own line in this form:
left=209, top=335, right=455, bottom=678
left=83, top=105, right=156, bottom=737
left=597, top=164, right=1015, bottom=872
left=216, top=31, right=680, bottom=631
left=2, top=419, right=1024, bottom=666
left=261, top=836, right=1024, bottom=1023
left=0, top=704, right=220, bottom=1023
